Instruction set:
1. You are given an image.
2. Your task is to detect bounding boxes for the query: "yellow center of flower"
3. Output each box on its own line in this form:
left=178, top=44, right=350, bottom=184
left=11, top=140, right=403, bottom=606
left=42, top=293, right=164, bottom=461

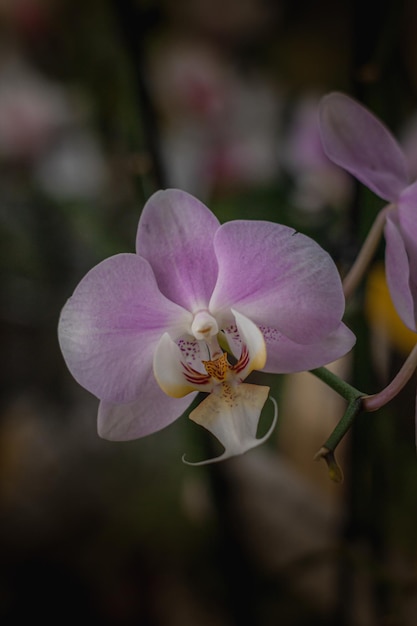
left=202, top=353, right=229, bottom=381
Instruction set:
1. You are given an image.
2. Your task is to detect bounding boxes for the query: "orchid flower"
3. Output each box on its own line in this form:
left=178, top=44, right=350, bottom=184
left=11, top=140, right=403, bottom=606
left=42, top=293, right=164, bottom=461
left=58, top=189, right=355, bottom=464
left=283, top=95, right=353, bottom=212
left=319, top=92, right=417, bottom=332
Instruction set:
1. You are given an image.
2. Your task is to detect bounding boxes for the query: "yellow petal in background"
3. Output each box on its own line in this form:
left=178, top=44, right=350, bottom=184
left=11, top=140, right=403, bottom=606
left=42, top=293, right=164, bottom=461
left=365, top=262, right=417, bottom=355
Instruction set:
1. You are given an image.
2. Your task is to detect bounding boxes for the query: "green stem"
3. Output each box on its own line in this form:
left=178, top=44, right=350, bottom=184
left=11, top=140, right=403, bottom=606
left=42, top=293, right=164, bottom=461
left=313, top=398, right=364, bottom=483
left=321, top=396, right=363, bottom=452
left=309, top=367, right=366, bottom=482
left=310, top=366, right=365, bottom=401
left=309, top=339, right=417, bottom=481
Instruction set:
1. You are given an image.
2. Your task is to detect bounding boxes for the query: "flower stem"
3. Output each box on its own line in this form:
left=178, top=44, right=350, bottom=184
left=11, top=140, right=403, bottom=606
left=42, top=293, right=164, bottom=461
left=343, top=203, right=394, bottom=300
left=310, top=366, right=365, bottom=402
left=362, top=342, right=417, bottom=411
left=310, top=342, right=417, bottom=481
left=309, top=367, right=366, bottom=482
left=314, top=398, right=363, bottom=483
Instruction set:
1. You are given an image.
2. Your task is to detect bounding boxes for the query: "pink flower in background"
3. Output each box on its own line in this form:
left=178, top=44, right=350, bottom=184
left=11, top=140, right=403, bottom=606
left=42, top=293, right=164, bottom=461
left=0, top=55, right=71, bottom=161
left=320, top=92, right=417, bottom=332
left=58, top=189, right=355, bottom=463
left=399, top=111, right=417, bottom=181
left=0, top=54, right=107, bottom=199
left=148, top=43, right=280, bottom=197
left=283, top=95, right=353, bottom=212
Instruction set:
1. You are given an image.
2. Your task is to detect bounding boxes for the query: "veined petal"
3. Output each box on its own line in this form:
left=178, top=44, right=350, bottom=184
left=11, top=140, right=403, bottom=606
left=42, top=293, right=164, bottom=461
left=154, top=333, right=212, bottom=397
left=210, top=220, right=345, bottom=344
left=98, top=384, right=197, bottom=441
left=319, top=93, right=409, bottom=201
left=385, top=212, right=417, bottom=331
left=262, top=322, right=356, bottom=373
left=183, top=384, right=277, bottom=465
left=58, top=253, right=192, bottom=403
left=136, top=189, right=220, bottom=311
left=226, top=309, right=267, bottom=380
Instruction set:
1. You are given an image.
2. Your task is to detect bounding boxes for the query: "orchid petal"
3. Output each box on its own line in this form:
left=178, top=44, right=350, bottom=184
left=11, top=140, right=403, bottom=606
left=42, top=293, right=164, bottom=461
left=261, top=322, right=356, bottom=373
left=154, top=332, right=212, bottom=397
left=136, top=189, right=220, bottom=311
left=397, top=181, right=417, bottom=265
left=210, top=220, right=345, bottom=344
left=384, top=212, right=416, bottom=331
left=319, top=92, right=409, bottom=201
left=183, top=384, right=276, bottom=465
left=98, top=385, right=197, bottom=441
left=229, top=309, right=266, bottom=379
left=58, top=253, right=192, bottom=403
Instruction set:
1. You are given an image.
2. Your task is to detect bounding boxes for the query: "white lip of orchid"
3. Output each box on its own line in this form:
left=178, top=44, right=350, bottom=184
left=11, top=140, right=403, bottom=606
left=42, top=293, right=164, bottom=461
left=153, top=310, right=275, bottom=464
left=154, top=309, right=267, bottom=398
left=183, top=393, right=278, bottom=466
left=153, top=336, right=253, bottom=398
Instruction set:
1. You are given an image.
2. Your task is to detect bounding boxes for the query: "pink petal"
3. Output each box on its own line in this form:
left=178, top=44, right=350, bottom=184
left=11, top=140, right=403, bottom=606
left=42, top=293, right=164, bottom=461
left=319, top=93, right=409, bottom=201
left=98, top=384, right=197, bottom=441
left=261, top=322, right=356, bottom=373
left=397, top=181, right=417, bottom=268
left=209, top=220, right=346, bottom=344
left=385, top=211, right=416, bottom=331
left=58, top=253, right=192, bottom=403
left=136, top=189, right=221, bottom=311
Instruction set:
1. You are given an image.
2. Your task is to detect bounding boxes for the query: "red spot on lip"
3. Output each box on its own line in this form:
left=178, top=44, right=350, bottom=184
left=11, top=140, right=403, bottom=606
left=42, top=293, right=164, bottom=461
left=232, top=346, right=249, bottom=374
left=182, top=362, right=211, bottom=386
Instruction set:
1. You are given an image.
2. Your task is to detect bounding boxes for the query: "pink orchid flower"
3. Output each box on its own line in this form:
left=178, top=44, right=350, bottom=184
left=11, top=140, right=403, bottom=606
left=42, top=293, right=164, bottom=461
left=319, top=92, right=417, bottom=332
left=58, top=189, right=355, bottom=464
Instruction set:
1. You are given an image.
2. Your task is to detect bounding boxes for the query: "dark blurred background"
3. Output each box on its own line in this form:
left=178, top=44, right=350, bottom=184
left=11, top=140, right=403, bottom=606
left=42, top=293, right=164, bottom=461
left=2, top=0, right=417, bottom=624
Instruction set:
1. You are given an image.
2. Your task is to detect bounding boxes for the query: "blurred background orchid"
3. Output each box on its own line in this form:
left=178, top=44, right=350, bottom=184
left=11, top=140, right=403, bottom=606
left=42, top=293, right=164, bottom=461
left=3, top=1, right=417, bottom=625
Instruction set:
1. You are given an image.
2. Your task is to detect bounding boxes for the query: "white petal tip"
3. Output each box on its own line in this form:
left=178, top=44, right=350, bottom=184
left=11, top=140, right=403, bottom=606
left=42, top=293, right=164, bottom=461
left=182, top=393, right=278, bottom=466
left=181, top=452, right=228, bottom=467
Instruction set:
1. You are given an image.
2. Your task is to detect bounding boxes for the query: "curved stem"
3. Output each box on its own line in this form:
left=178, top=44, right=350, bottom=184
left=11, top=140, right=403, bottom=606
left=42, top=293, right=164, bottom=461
left=310, top=341, right=417, bottom=481
left=343, top=203, right=395, bottom=300
left=363, top=342, right=417, bottom=411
